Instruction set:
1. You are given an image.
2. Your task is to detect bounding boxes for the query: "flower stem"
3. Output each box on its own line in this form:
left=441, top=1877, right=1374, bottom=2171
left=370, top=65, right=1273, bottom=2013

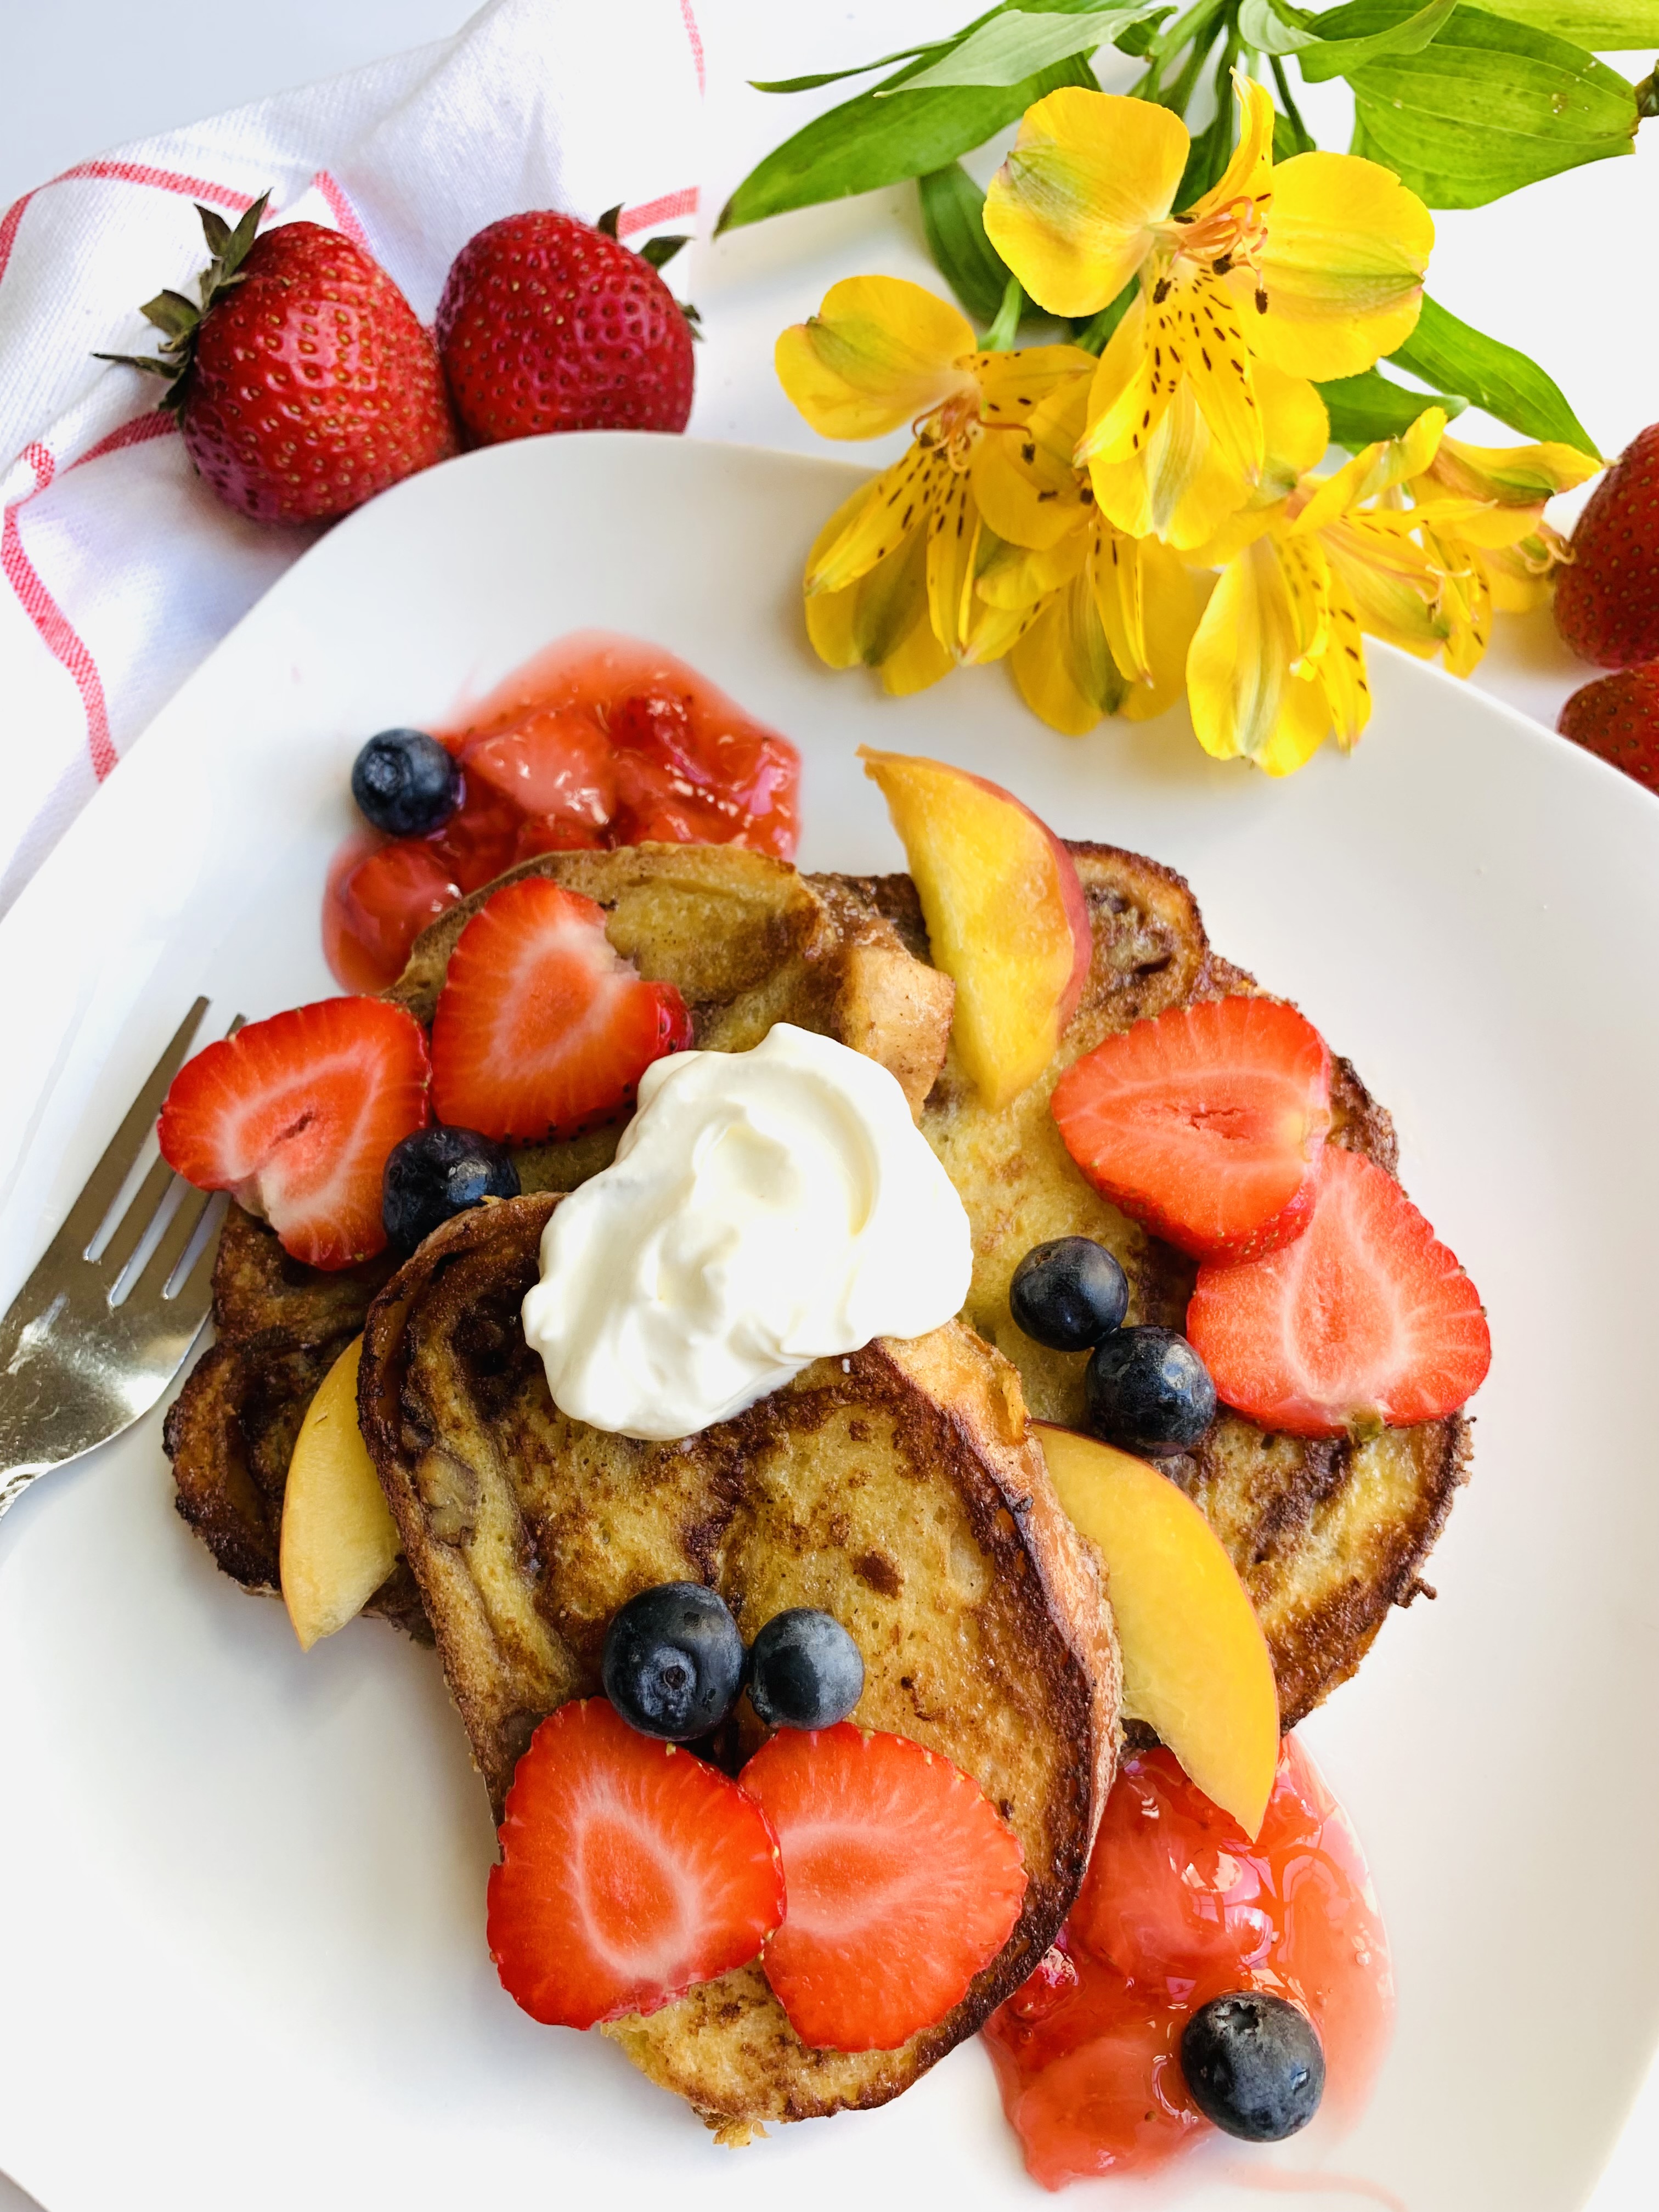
left=1269, top=53, right=1313, bottom=151
left=984, top=275, right=1024, bottom=352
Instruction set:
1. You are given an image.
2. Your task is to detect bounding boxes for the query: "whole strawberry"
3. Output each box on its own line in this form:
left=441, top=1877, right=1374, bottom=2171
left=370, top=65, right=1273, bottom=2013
left=1558, top=663, right=1659, bottom=794
left=100, top=196, right=455, bottom=524
left=1554, top=424, right=1659, bottom=668
left=436, top=210, right=695, bottom=445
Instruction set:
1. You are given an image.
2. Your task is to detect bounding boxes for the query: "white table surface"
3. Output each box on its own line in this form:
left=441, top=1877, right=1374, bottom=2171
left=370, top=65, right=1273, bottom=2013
left=1, top=3, right=1655, bottom=2207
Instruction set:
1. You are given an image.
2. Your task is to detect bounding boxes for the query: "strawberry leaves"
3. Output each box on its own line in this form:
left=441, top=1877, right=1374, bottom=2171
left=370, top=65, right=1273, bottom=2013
left=94, top=193, right=269, bottom=409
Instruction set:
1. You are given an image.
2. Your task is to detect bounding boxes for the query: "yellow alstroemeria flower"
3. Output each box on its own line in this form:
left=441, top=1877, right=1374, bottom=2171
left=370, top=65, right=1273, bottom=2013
left=1186, top=407, right=1456, bottom=776
left=984, top=77, right=1432, bottom=542
left=777, top=275, right=1093, bottom=690
left=1406, top=435, right=1602, bottom=675
left=968, top=364, right=1198, bottom=730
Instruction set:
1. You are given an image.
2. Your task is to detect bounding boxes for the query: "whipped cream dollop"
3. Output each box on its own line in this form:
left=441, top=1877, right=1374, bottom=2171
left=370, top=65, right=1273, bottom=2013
left=521, top=1023, right=973, bottom=1440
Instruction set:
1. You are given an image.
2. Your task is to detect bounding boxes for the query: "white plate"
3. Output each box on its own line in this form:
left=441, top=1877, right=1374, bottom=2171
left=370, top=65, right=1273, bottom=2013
left=2, top=434, right=1656, bottom=2212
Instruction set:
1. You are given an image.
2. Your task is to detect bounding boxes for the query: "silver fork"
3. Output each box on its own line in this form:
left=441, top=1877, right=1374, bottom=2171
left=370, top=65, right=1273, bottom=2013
left=0, top=1000, right=236, bottom=1520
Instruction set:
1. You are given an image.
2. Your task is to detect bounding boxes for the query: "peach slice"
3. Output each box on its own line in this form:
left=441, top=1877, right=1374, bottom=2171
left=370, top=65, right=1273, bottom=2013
left=859, top=748, right=1090, bottom=1111
left=279, top=1335, right=401, bottom=1651
left=1036, top=1423, right=1279, bottom=1837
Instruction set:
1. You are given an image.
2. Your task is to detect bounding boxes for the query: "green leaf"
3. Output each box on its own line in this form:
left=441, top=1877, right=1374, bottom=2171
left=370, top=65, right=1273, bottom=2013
left=139, top=288, right=200, bottom=338
left=1240, top=0, right=1317, bottom=51
left=1389, top=292, right=1600, bottom=450
left=1114, top=7, right=1176, bottom=53
left=1476, top=0, right=1659, bottom=47
left=883, top=6, right=1156, bottom=92
left=1295, top=0, right=1457, bottom=80
left=751, top=44, right=937, bottom=93
left=638, top=234, right=689, bottom=269
left=918, top=163, right=1017, bottom=324
left=1328, top=3, right=1639, bottom=206
left=1315, top=367, right=1466, bottom=447
left=719, top=40, right=1102, bottom=231
left=91, top=350, right=178, bottom=378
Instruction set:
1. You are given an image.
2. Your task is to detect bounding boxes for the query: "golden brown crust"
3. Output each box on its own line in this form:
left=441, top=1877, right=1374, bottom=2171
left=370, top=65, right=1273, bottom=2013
left=359, top=1189, right=1119, bottom=2126
left=162, top=1208, right=422, bottom=1632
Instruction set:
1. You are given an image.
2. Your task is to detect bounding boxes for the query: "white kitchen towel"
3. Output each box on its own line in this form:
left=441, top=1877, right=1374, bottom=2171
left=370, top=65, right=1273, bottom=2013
left=0, top=0, right=707, bottom=915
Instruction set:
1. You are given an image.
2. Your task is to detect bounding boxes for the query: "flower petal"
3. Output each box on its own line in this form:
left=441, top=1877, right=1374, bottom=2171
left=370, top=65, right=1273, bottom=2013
left=805, top=443, right=941, bottom=594
left=1252, top=153, right=1433, bottom=382
left=973, top=375, right=1092, bottom=550
left=1254, top=671, right=1335, bottom=777
left=1323, top=515, right=1447, bottom=655
left=977, top=529, right=1090, bottom=609
left=1010, top=569, right=1131, bottom=733
left=1257, top=362, right=1330, bottom=489
left=973, top=345, right=1099, bottom=425
left=1188, top=538, right=1304, bottom=764
left=1079, top=296, right=1170, bottom=470
left=879, top=605, right=956, bottom=695
left=1158, top=269, right=1264, bottom=484
left=1188, top=75, right=1277, bottom=223
left=1094, top=530, right=1200, bottom=716
left=803, top=484, right=879, bottom=668
left=1294, top=407, right=1446, bottom=535
left=1425, top=436, right=1601, bottom=506
left=804, top=502, right=944, bottom=685
left=985, top=89, right=1188, bottom=319
left=927, top=472, right=985, bottom=660
left=1300, top=551, right=1372, bottom=745
left=776, top=276, right=977, bottom=440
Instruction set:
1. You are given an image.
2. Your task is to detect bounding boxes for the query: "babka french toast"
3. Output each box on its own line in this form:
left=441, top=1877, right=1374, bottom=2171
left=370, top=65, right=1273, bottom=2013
left=165, top=836, right=1470, bottom=1731
left=356, top=1188, right=1119, bottom=2130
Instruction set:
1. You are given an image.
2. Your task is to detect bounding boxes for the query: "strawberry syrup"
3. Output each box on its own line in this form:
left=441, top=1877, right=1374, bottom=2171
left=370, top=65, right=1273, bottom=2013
left=984, top=1737, right=1392, bottom=2191
left=323, top=631, right=802, bottom=991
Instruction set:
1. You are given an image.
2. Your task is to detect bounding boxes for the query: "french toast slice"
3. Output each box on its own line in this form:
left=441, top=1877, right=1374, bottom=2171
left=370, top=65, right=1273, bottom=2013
left=358, top=1190, right=1119, bottom=2130
left=856, top=850, right=1471, bottom=1730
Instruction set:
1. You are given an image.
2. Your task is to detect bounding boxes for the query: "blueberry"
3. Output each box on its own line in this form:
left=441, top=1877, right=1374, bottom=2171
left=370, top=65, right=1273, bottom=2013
left=351, top=728, right=460, bottom=837
left=1084, top=1325, right=1216, bottom=1454
left=602, top=1583, right=746, bottom=1741
left=747, top=1609, right=864, bottom=1730
left=382, top=1124, right=520, bottom=1255
left=1010, top=1237, right=1130, bottom=1352
left=1180, top=1992, right=1325, bottom=2142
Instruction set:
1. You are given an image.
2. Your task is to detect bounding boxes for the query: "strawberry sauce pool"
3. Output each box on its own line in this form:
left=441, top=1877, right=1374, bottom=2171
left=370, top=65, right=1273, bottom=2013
left=324, top=631, right=802, bottom=990
left=984, top=1738, right=1392, bottom=2190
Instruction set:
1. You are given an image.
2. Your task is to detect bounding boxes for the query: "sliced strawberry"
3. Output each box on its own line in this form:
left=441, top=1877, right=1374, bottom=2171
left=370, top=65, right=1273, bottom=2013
left=608, top=690, right=801, bottom=855
left=487, top=1700, right=784, bottom=2030
left=423, top=786, right=521, bottom=895
left=460, top=706, right=616, bottom=831
left=429, top=876, right=692, bottom=1140
left=1187, top=1147, right=1491, bottom=1436
left=1051, top=997, right=1333, bottom=1261
left=158, top=997, right=430, bottom=1268
left=326, top=836, right=464, bottom=992
left=740, top=1723, right=1027, bottom=2053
